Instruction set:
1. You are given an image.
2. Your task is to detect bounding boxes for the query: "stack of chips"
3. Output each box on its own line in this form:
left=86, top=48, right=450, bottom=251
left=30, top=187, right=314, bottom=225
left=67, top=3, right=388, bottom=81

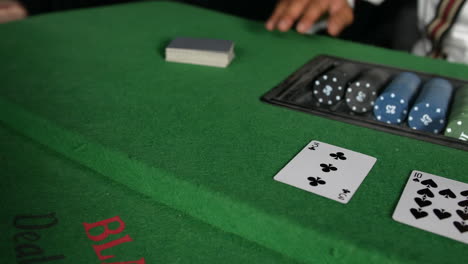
left=345, top=68, right=391, bottom=113
left=373, top=72, right=421, bottom=124
left=408, top=78, right=454, bottom=134
left=444, top=85, right=468, bottom=141
left=312, top=63, right=361, bottom=106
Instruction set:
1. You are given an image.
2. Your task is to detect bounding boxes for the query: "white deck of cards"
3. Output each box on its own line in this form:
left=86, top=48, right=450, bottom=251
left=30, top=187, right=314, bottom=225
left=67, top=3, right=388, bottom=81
left=393, top=170, right=468, bottom=244
left=274, top=140, right=377, bottom=204
left=165, top=37, right=235, bottom=68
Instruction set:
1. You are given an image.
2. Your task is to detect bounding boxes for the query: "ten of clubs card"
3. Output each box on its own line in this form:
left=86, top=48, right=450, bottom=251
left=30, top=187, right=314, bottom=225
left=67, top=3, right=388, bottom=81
left=274, top=140, right=377, bottom=204
left=393, top=170, right=468, bottom=244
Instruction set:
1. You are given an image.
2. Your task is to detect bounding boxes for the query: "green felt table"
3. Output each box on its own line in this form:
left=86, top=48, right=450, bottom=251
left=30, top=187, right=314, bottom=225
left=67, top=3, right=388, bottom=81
left=0, top=1, right=467, bottom=263
left=0, top=125, right=296, bottom=264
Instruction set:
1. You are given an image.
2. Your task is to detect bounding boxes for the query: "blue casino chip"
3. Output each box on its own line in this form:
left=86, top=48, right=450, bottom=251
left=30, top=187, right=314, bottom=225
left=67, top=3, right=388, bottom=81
left=408, top=78, right=454, bottom=134
left=373, top=72, right=421, bottom=124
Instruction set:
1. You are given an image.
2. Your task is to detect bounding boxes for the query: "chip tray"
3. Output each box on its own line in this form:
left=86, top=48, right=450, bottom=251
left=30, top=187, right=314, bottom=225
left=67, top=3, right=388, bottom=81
left=261, top=55, right=468, bottom=151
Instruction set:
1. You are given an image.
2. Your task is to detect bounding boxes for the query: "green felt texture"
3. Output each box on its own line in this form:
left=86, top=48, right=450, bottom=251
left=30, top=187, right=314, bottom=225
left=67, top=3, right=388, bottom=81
left=0, top=125, right=298, bottom=263
left=0, top=1, right=468, bottom=263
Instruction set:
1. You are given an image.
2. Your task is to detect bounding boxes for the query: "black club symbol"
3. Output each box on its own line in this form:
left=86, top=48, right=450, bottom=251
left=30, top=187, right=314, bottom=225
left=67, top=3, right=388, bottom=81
left=320, top=163, right=337, bottom=172
left=330, top=152, right=347, bottom=160
left=308, top=177, right=326, bottom=187
left=342, top=189, right=350, bottom=194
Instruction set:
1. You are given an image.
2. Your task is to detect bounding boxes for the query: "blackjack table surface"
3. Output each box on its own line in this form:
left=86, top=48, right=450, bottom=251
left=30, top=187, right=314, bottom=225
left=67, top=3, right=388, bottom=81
left=1, top=2, right=467, bottom=263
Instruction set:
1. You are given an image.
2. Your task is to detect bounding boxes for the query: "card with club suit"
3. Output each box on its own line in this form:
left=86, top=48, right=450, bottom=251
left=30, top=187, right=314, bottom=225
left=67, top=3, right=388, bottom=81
left=274, top=140, right=377, bottom=204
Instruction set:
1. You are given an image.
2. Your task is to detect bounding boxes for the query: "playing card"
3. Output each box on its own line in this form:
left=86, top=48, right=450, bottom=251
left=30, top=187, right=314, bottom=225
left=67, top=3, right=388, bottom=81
left=393, top=170, right=468, bottom=244
left=166, top=37, right=233, bottom=53
left=274, top=140, right=377, bottom=204
left=165, top=37, right=235, bottom=68
left=305, top=19, right=328, bottom=34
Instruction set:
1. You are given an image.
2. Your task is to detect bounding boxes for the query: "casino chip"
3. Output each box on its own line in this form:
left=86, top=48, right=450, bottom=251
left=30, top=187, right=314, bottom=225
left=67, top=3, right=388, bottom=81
left=444, top=85, right=468, bottom=141
left=312, top=63, right=361, bottom=106
left=345, top=68, right=391, bottom=113
left=408, top=78, right=454, bottom=134
left=373, top=72, right=421, bottom=124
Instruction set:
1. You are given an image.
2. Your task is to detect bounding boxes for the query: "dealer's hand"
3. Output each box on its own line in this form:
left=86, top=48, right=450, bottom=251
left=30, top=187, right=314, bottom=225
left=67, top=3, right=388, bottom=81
left=0, top=0, right=27, bottom=24
left=265, top=0, right=354, bottom=36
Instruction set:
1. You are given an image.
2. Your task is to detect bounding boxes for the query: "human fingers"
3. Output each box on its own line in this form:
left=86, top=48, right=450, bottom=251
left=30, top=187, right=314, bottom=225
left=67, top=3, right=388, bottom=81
left=327, top=0, right=353, bottom=36
left=275, top=0, right=310, bottom=32
left=266, top=0, right=290, bottom=31
left=295, top=0, right=328, bottom=33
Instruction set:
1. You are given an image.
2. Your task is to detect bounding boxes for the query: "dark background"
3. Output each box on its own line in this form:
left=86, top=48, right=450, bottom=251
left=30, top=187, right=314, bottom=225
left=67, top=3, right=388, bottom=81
left=18, top=0, right=420, bottom=52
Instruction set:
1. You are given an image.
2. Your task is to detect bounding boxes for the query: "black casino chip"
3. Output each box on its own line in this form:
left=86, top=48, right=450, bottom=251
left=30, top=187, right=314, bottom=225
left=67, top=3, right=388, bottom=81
left=312, top=63, right=361, bottom=106
left=345, top=68, right=391, bottom=113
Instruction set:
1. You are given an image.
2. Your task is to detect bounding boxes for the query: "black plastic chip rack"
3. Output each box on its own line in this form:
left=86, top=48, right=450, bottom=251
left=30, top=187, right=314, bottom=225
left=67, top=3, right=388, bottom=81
left=261, top=55, right=468, bottom=151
